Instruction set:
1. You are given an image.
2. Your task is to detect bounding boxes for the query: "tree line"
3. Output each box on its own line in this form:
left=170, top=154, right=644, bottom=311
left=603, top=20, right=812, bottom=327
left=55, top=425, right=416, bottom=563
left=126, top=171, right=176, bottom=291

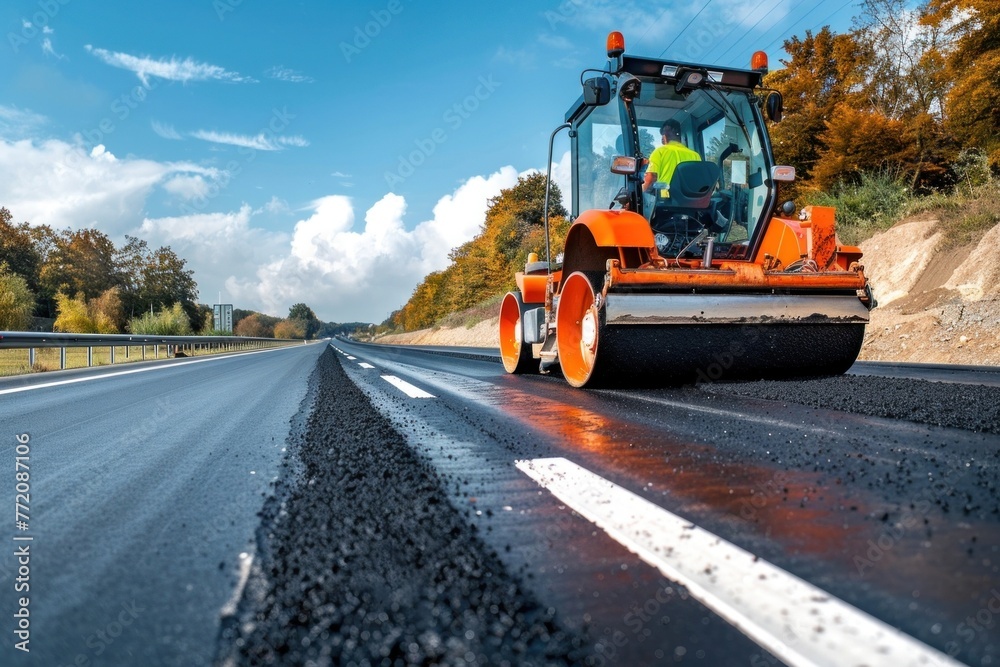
left=0, top=206, right=201, bottom=332
left=0, top=206, right=335, bottom=338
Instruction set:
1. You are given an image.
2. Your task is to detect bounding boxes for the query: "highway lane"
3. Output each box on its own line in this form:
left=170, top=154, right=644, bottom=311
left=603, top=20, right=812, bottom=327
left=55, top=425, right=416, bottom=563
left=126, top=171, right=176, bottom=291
left=0, top=343, right=325, bottom=666
left=401, top=344, right=1000, bottom=387
left=331, top=338, right=999, bottom=666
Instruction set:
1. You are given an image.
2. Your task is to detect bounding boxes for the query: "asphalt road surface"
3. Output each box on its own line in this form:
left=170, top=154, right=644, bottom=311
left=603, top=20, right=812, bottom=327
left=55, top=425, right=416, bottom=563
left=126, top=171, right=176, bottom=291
left=0, top=340, right=997, bottom=666
left=0, top=344, right=325, bottom=666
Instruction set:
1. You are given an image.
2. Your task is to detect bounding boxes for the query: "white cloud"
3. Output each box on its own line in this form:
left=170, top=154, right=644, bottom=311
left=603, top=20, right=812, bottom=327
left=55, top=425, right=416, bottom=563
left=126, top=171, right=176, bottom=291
left=261, top=196, right=289, bottom=215
left=190, top=130, right=308, bottom=151
left=265, top=66, right=314, bottom=83
left=552, top=150, right=571, bottom=211
left=163, top=174, right=210, bottom=200
left=0, top=136, right=217, bottom=233
left=138, top=206, right=291, bottom=307
left=151, top=120, right=183, bottom=140
left=84, top=45, right=256, bottom=85
left=225, top=167, right=521, bottom=322
left=411, top=167, right=520, bottom=273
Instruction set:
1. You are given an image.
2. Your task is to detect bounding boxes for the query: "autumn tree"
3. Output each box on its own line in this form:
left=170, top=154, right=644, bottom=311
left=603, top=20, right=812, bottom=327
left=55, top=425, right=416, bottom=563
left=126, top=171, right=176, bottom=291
left=923, top=0, right=1000, bottom=165
left=273, top=318, right=306, bottom=339
left=234, top=312, right=276, bottom=337
left=53, top=292, right=96, bottom=333
left=394, top=174, right=569, bottom=331
left=52, top=287, right=123, bottom=333
left=0, top=263, right=35, bottom=330
left=40, top=228, right=119, bottom=303
left=0, top=209, right=42, bottom=296
left=850, top=0, right=957, bottom=188
left=766, top=27, right=868, bottom=191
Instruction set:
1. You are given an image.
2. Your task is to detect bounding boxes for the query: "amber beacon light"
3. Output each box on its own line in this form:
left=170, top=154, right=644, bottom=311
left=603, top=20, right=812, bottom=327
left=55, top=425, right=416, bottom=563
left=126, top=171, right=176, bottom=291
left=607, top=31, right=625, bottom=58
left=751, top=50, right=768, bottom=73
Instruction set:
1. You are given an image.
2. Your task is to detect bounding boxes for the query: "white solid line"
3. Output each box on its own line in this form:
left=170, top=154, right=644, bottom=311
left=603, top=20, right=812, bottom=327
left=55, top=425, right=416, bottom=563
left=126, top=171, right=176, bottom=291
left=516, top=457, right=961, bottom=667
left=0, top=345, right=300, bottom=396
left=358, top=363, right=375, bottom=369
left=220, top=552, right=254, bottom=618
left=380, top=375, right=435, bottom=398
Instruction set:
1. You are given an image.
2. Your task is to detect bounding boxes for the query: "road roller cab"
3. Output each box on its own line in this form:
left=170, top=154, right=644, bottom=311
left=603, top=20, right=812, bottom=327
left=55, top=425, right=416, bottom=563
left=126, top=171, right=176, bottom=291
left=499, top=32, right=876, bottom=388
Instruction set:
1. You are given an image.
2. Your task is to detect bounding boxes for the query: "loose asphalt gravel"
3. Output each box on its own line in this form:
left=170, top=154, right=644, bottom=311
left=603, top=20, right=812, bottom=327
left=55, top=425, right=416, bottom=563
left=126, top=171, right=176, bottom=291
left=700, top=374, right=1000, bottom=434
left=216, top=348, right=588, bottom=666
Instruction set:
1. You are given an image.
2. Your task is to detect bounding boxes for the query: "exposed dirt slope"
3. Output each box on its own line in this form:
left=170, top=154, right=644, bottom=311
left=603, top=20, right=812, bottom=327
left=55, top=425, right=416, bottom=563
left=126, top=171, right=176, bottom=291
left=378, top=217, right=1000, bottom=366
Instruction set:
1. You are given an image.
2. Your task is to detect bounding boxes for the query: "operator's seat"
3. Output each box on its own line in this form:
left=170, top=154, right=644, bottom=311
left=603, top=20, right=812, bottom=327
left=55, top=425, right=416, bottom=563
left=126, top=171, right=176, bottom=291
left=650, top=161, right=723, bottom=256
left=659, top=161, right=720, bottom=209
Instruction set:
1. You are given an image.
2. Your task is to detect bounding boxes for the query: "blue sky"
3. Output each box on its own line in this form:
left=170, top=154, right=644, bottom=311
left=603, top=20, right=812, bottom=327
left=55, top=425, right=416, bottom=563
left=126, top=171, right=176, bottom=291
left=0, top=0, right=861, bottom=323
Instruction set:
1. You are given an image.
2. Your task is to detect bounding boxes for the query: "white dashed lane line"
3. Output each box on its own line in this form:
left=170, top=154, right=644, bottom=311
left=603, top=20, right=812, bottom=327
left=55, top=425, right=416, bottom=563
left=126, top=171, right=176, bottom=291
left=358, top=363, right=375, bottom=369
left=516, top=457, right=961, bottom=667
left=380, top=375, right=435, bottom=399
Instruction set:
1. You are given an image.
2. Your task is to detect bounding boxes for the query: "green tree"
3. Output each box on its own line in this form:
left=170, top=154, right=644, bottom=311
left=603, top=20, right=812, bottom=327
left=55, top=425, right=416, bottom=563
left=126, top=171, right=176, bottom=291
left=0, top=262, right=35, bottom=330
left=140, top=246, right=198, bottom=324
left=128, top=303, right=192, bottom=335
left=288, top=303, right=319, bottom=339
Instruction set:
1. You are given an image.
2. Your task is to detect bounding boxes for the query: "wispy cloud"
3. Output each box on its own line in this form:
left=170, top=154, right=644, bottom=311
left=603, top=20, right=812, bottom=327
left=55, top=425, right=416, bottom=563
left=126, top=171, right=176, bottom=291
left=191, top=130, right=309, bottom=151
left=331, top=171, right=352, bottom=178
left=493, top=45, right=537, bottom=69
left=41, top=37, right=66, bottom=59
left=0, top=104, right=47, bottom=138
left=151, top=120, right=183, bottom=140
left=84, top=45, right=256, bottom=85
left=265, top=66, right=314, bottom=83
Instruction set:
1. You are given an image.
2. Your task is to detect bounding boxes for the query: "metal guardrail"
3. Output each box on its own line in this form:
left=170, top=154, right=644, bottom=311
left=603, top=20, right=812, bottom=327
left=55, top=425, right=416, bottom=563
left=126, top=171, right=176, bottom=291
left=0, top=331, right=299, bottom=371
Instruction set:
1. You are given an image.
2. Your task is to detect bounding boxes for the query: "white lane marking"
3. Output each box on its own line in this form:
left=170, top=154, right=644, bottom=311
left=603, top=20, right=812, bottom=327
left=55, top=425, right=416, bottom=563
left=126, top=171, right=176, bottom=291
left=516, top=457, right=961, bottom=667
left=0, top=345, right=300, bottom=396
left=626, top=393, right=839, bottom=436
left=358, top=363, right=375, bottom=369
left=381, top=375, right=435, bottom=398
left=346, top=355, right=357, bottom=360
left=220, top=551, right=254, bottom=618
